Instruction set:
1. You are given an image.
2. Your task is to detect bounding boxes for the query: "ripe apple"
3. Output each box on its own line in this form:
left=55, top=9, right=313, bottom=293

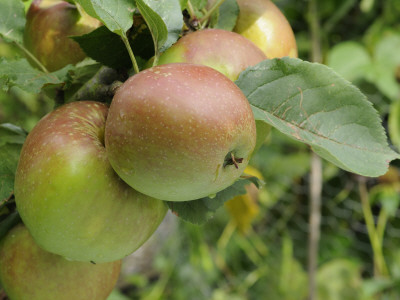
left=155, top=29, right=267, bottom=81
left=14, top=101, right=167, bottom=263
left=233, top=0, right=298, bottom=58
left=154, top=28, right=269, bottom=152
left=24, top=0, right=101, bottom=72
left=105, top=63, right=257, bottom=202
left=0, top=224, right=121, bottom=300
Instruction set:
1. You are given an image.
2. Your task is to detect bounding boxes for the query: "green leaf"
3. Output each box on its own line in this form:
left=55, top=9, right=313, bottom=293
left=0, top=212, right=21, bottom=242
left=179, top=0, right=188, bottom=10
left=167, top=177, right=262, bottom=225
left=136, top=0, right=168, bottom=56
left=73, top=26, right=132, bottom=69
left=236, top=57, right=399, bottom=177
left=73, top=23, right=155, bottom=69
left=62, top=59, right=103, bottom=101
left=0, top=0, right=25, bottom=44
left=370, top=34, right=400, bottom=101
left=106, top=289, right=131, bottom=300
left=389, top=100, right=400, bottom=151
left=370, top=185, right=400, bottom=218
left=191, top=0, right=207, bottom=10
left=254, top=120, right=271, bottom=154
left=64, top=65, right=122, bottom=103
left=362, top=277, right=400, bottom=297
left=317, top=259, right=365, bottom=300
left=141, top=0, right=183, bottom=52
left=0, top=124, right=27, bottom=146
left=211, top=0, right=239, bottom=31
left=0, top=58, right=68, bottom=94
left=0, top=123, right=26, bottom=202
left=74, top=0, right=135, bottom=35
left=326, top=41, right=372, bottom=82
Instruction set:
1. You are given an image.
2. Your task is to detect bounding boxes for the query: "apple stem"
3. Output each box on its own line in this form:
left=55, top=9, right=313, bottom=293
left=224, top=152, right=243, bottom=169
left=231, top=152, right=243, bottom=169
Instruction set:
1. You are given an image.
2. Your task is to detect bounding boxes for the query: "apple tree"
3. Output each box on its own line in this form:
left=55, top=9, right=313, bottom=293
left=0, top=0, right=399, bottom=299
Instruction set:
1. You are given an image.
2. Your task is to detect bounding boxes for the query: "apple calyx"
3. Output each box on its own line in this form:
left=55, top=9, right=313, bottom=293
left=224, top=152, right=244, bottom=169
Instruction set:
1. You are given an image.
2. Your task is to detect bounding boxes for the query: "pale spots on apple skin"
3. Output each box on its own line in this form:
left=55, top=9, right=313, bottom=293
left=106, top=63, right=256, bottom=201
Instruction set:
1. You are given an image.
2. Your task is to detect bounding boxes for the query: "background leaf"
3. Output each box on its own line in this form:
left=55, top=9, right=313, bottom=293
left=326, top=42, right=372, bottom=82
left=369, top=34, right=400, bottom=101
left=73, top=26, right=132, bottom=69
left=236, top=57, right=399, bottom=177
left=190, top=0, right=207, bottom=11
left=141, top=0, right=183, bottom=52
left=136, top=0, right=168, bottom=55
left=0, top=0, right=25, bottom=44
left=167, top=177, right=262, bottom=225
left=0, top=58, right=70, bottom=94
left=389, top=100, right=400, bottom=151
left=179, top=0, right=188, bottom=10
left=210, top=0, right=239, bottom=31
left=75, top=0, right=135, bottom=35
left=0, top=124, right=26, bottom=202
left=0, top=212, right=21, bottom=243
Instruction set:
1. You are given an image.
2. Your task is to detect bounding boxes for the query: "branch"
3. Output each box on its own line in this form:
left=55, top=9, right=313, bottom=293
left=68, top=66, right=125, bottom=103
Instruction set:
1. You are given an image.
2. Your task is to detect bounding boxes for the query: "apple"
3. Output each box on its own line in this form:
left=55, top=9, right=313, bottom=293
left=14, top=101, right=167, bottom=263
left=233, top=0, right=298, bottom=58
left=154, top=28, right=269, bottom=152
left=0, top=224, right=121, bottom=300
left=105, top=63, right=257, bottom=202
left=155, top=28, right=267, bottom=81
left=24, top=0, right=101, bottom=72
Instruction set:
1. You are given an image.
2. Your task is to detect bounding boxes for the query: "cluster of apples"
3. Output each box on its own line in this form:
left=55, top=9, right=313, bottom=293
left=0, top=0, right=297, bottom=299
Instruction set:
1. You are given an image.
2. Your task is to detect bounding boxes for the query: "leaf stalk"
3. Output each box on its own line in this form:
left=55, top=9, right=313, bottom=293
left=15, top=42, right=49, bottom=73
left=121, top=33, right=140, bottom=74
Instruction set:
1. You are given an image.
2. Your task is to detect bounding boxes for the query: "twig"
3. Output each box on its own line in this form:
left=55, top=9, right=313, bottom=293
left=69, top=66, right=125, bottom=102
left=307, top=1, right=323, bottom=299
left=358, top=177, right=389, bottom=277
left=199, top=0, right=226, bottom=24
left=308, top=152, right=322, bottom=300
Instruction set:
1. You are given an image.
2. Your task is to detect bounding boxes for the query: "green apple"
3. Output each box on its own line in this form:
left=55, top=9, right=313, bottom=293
left=105, top=63, right=257, bottom=202
left=155, top=29, right=267, bottom=81
left=0, top=224, right=121, bottom=300
left=14, top=101, right=167, bottom=263
left=24, top=0, right=101, bottom=72
left=233, top=0, right=298, bottom=58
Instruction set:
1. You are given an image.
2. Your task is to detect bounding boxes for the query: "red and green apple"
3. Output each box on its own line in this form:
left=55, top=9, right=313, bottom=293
left=24, top=0, right=101, bottom=71
left=0, top=224, right=121, bottom=300
left=105, top=63, right=257, bottom=202
left=14, top=101, right=167, bottom=263
left=155, top=28, right=267, bottom=80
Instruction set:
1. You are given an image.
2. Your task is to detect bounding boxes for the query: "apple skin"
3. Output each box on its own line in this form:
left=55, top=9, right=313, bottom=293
left=14, top=101, right=167, bottom=263
left=233, top=0, right=298, bottom=58
left=0, top=224, right=121, bottom=300
left=24, top=0, right=101, bottom=72
left=155, top=29, right=267, bottom=81
left=105, top=63, right=257, bottom=202
left=154, top=29, right=269, bottom=154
